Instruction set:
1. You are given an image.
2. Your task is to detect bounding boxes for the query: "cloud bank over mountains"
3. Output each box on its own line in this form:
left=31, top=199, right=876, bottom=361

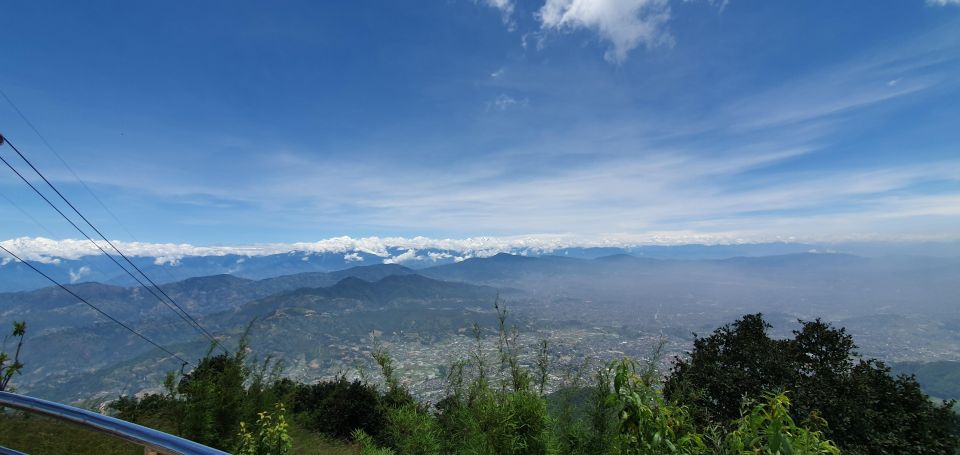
left=0, top=234, right=748, bottom=265
left=3, top=233, right=959, bottom=266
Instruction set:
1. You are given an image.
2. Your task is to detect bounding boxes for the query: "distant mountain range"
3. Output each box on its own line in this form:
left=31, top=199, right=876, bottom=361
left=9, top=269, right=502, bottom=402
left=0, top=242, right=862, bottom=292
left=3, top=251, right=959, bottom=403
left=5, top=251, right=960, bottom=337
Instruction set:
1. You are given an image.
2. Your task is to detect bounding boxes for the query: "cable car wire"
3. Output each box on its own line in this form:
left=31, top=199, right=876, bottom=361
left=0, top=134, right=227, bottom=353
left=0, top=244, right=190, bottom=366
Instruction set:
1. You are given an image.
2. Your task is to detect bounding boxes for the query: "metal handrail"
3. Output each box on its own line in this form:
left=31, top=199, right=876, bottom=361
left=0, top=391, right=229, bottom=455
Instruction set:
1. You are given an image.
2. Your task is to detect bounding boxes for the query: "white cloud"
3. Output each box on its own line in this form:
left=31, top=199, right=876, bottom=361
left=383, top=249, right=420, bottom=264
left=154, top=256, right=182, bottom=266
left=0, top=234, right=741, bottom=264
left=927, top=0, right=960, bottom=5
left=69, top=266, right=91, bottom=283
left=491, top=67, right=506, bottom=79
left=538, top=0, right=674, bottom=63
left=5, top=216, right=960, bottom=267
left=428, top=251, right=453, bottom=261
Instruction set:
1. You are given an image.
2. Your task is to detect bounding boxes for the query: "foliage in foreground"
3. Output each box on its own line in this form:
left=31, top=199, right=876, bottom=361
left=348, top=306, right=845, bottom=455
left=13, top=309, right=956, bottom=455
left=0, top=320, right=26, bottom=392
left=722, top=393, right=839, bottom=455
left=237, top=403, right=293, bottom=455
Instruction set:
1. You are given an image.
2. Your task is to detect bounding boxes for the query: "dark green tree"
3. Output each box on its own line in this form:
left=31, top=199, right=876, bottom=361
left=665, top=313, right=960, bottom=454
left=664, top=314, right=795, bottom=424
left=292, top=376, right=387, bottom=440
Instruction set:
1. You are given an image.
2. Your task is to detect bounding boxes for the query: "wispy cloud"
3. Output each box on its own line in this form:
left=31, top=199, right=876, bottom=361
left=481, top=0, right=516, bottom=29
left=488, top=93, right=527, bottom=110
left=45, top=35, right=959, bottom=243
left=3, top=3, right=956, bottom=247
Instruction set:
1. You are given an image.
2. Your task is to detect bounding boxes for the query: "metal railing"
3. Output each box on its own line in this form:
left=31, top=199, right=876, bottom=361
left=0, top=391, right=229, bottom=455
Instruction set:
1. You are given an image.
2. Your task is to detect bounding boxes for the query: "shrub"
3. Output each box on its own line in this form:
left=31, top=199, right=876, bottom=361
left=0, top=320, right=26, bottom=392
left=292, top=376, right=387, bottom=441
left=610, top=357, right=705, bottom=454
left=236, top=402, right=292, bottom=455
left=722, top=392, right=840, bottom=455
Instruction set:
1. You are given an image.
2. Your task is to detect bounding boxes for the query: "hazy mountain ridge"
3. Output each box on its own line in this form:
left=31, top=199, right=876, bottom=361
left=0, top=264, right=422, bottom=333
left=8, top=241, right=952, bottom=292
left=11, top=271, right=504, bottom=402
left=3, top=251, right=959, bottom=404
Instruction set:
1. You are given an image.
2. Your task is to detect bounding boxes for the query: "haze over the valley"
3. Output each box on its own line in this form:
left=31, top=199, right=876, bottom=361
left=1, top=0, right=959, bottom=420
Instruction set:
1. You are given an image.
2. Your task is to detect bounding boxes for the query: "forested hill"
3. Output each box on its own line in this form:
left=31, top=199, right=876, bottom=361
left=891, top=361, right=960, bottom=401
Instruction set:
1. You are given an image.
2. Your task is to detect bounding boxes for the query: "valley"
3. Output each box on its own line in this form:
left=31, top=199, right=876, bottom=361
left=3, top=251, right=958, bottom=405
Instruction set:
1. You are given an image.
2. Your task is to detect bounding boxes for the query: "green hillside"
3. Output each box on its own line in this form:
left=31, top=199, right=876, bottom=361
left=892, top=361, right=960, bottom=400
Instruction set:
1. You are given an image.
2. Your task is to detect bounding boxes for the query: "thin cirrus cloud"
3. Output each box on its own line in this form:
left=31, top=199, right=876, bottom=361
left=1, top=2, right=958, bottom=247
left=29, top=31, right=957, bottom=243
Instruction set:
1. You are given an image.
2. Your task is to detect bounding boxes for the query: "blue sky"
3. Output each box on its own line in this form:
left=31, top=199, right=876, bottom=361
left=1, top=0, right=959, bottom=247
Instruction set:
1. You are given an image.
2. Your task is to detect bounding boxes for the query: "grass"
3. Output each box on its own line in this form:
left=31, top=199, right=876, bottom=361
left=0, top=410, right=355, bottom=455
left=0, top=411, right=141, bottom=454
left=288, top=424, right=358, bottom=455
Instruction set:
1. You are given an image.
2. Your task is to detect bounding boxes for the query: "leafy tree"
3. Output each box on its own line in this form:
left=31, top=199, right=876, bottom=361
left=665, top=313, right=960, bottom=454
left=665, top=314, right=794, bottom=425
left=721, top=392, right=840, bottom=455
left=839, top=360, right=959, bottom=454
left=175, top=347, right=250, bottom=448
left=0, top=320, right=26, bottom=392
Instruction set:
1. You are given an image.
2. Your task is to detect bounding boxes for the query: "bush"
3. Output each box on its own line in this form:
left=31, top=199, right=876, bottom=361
left=292, top=376, right=387, bottom=441
left=110, top=334, right=289, bottom=451
left=722, top=392, right=840, bottom=455
left=236, top=402, right=293, bottom=455
left=609, top=357, right=705, bottom=454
